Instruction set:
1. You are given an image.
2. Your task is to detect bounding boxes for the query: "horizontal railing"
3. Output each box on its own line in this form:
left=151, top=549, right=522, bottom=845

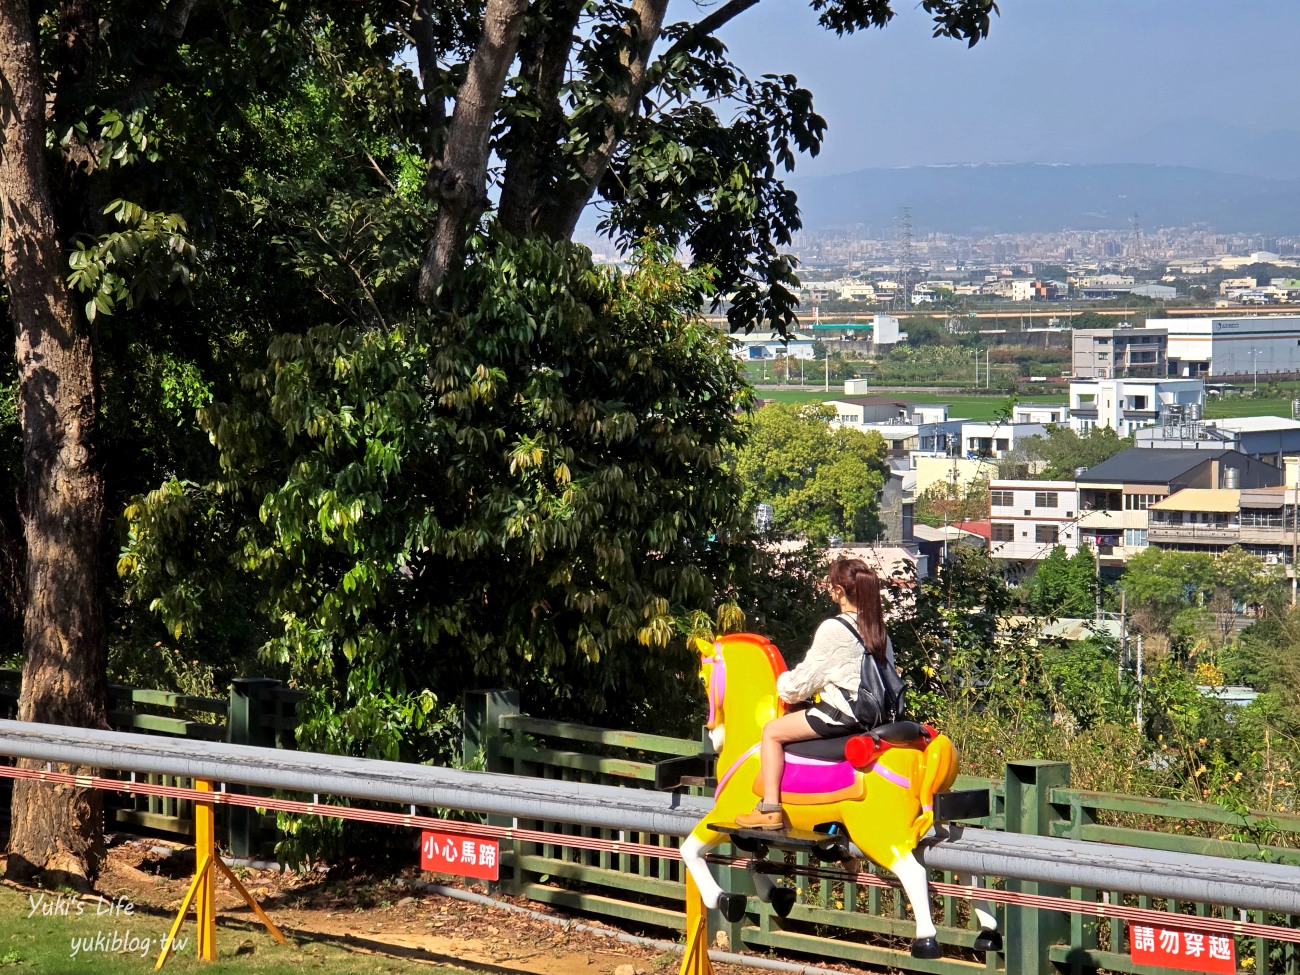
left=0, top=668, right=300, bottom=851
left=469, top=694, right=1300, bottom=975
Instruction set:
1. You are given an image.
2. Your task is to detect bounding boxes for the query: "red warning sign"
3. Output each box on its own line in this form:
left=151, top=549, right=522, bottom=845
left=1129, top=923, right=1235, bottom=974
left=420, top=830, right=500, bottom=881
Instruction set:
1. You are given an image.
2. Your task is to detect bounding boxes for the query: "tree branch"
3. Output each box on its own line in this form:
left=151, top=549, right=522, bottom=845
left=533, top=0, right=670, bottom=241
left=418, top=0, right=530, bottom=303
left=657, top=0, right=758, bottom=67
left=498, top=0, right=584, bottom=235
left=408, top=0, right=448, bottom=157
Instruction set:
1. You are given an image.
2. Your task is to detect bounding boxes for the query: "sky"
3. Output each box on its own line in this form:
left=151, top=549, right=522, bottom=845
left=699, top=0, right=1300, bottom=179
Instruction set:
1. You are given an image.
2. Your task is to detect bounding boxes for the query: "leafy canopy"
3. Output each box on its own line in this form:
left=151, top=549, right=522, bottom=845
left=734, top=402, right=888, bottom=544
left=122, top=235, right=752, bottom=759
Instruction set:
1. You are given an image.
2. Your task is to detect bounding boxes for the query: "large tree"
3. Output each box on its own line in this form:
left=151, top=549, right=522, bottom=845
left=0, top=2, right=108, bottom=888
left=3, top=0, right=997, bottom=881
left=735, top=402, right=889, bottom=543
left=0, top=0, right=313, bottom=886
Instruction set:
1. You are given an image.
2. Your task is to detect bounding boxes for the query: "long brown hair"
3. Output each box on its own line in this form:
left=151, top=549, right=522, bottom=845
left=828, top=558, right=887, bottom=662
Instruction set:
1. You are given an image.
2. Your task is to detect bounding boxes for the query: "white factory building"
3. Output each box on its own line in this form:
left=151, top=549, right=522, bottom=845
left=1148, top=314, right=1300, bottom=379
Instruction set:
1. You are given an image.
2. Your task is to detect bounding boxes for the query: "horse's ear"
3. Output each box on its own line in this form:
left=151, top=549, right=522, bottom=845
left=694, top=637, right=715, bottom=658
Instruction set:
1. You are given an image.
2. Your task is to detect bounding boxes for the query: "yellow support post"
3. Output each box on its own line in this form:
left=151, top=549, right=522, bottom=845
left=155, top=778, right=286, bottom=969
left=678, top=872, right=714, bottom=975
left=195, top=779, right=216, bottom=960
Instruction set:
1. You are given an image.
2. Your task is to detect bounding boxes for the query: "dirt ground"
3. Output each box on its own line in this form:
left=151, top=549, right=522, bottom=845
left=7, top=838, right=771, bottom=975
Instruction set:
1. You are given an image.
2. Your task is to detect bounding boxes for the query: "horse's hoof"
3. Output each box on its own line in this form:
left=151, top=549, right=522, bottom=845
left=910, top=937, right=943, bottom=960
left=718, top=892, right=747, bottom=923
left=770, top=887, right=797, bottom=918
left=973, top=929, right=1003, bottom=953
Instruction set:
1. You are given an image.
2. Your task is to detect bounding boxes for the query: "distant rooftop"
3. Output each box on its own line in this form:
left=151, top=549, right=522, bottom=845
left=1151, top=488, right=1239, bottom=513
left=1076, top=447, right=1232, bottom=484
left=1209, top=415, right=1300, bottom=433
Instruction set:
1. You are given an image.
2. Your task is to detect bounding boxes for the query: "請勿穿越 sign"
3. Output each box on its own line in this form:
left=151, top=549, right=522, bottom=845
left=420, top=830, right=499, bottom=881
left=1129, top=922, right=1235, bottom=974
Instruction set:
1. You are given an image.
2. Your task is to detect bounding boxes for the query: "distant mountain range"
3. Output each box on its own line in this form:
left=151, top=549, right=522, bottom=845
left=787, top=163, right=1300, bottom=237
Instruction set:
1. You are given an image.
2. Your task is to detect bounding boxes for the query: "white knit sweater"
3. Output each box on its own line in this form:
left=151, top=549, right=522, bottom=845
left=776, top=614, right=895, bottom=718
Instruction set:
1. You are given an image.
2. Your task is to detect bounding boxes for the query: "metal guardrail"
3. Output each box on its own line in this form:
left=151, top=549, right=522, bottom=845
left=1, top=718, right=1298, bottom=915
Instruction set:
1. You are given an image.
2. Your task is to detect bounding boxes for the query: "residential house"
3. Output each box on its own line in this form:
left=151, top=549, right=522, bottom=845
left=824, top=398, right=962, bottom=457
left=1074, top=447, right=1283, bottom=569
left=1146, top=457, right=1300, bottom=580
left=1072, top=327, right=1168, bottom=379
left=988, top=479, right=1080, bottom=566
left=1068, top=378, right=1203, bottom=437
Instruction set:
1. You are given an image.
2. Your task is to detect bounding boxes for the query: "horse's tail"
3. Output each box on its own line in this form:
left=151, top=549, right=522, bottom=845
left=912, top=732, right=958, bottom=844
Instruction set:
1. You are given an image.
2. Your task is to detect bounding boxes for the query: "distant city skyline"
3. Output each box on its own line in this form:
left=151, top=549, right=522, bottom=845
left=708, top=0, right=1300, bottom=180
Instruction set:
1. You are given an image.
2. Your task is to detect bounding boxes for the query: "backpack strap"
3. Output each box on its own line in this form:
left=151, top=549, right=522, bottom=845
left=834, top=615, right=865, bottom=648
left=836, top=616, right=881, bottom=667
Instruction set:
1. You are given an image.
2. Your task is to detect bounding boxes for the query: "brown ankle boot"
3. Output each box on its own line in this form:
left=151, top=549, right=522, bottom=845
left=734, top=803, right=786, bottom=830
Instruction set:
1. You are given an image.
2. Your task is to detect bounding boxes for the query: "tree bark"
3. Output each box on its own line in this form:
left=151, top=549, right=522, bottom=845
left=497, top=0, right=583, bottom=236
left=409, top=0, right=449, bottom=158
left=533, top=0, right=669, bottom=241
left=417, top=0, right=530, bottom=302
left=0, top=0, right=108, bottom=890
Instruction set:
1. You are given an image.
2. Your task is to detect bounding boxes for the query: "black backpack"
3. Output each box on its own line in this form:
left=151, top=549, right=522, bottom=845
left=836, top=618, right=906, bottom=729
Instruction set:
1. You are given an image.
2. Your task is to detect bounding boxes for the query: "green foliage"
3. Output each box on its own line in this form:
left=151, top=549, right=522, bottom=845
left=733, top=402, right=887, bottom=544
left=67, top=203, right=201, bottom=322
left=123, top=235, right=752, bottom=761
left=1023, top=546, right=1096, bottom=618
left=1040, top=636, right=1132, bottom=731
left=914, top=478, right=988, bottom=529
left=1008, top=426, right=1132, bottom=480
left=874, top=345, right=986, bottom=386
left=885, top=549, right=1049, bottom=729
left=1120, top=546, right=1285, bottom=658
left=901, top=317, right=956, bottom=348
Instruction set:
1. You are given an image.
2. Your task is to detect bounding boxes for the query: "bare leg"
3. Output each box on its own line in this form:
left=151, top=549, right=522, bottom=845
left=758, top=710, right=818, bottom=805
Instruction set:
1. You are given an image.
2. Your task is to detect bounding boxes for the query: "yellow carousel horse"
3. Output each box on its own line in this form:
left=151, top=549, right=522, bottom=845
left=679, top=632, right=1000, bottom=959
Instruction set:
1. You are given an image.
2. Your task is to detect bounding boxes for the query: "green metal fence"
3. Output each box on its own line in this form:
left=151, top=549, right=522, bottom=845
left=466, top=690, right=1300, bottom=975
left=0, top=668, right=300, bottom=854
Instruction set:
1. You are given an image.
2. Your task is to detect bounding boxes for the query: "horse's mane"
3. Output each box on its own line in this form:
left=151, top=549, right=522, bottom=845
left=722, top=632, right=787, bottom=679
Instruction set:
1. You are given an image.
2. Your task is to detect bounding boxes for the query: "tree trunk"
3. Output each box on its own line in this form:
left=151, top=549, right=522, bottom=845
left=417, top=0, right=530, bottom=302
left=0, top=1, right=108, bottom=890
left=497, top=0, right=584, bottom=236
left=533, top=0, right=669, bottom=241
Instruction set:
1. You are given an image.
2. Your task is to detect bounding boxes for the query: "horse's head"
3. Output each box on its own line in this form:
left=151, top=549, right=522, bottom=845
left=696, top=633, right=786, bottom=757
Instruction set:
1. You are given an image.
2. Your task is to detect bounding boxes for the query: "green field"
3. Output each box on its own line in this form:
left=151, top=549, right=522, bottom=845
left=1204, top=396, right=1294, bottom=419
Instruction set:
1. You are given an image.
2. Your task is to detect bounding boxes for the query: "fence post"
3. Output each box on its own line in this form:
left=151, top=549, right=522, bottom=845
left=462, top=689, right=519, bottom=772
left=1003, top=760, right=1071, bottom=975
left=227, top=678, right=284, bottom=858
left=462, top=690, right=521, bottom=892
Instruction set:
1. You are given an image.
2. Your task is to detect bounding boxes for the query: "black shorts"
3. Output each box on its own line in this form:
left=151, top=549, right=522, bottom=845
left=803, top=702, right=859, bottom=738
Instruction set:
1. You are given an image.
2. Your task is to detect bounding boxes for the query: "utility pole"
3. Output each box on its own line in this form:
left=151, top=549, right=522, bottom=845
left=897, top=206, right=915, bottom=312
left=1135, top=634, right=1144, bottom=732
left=1093, top=542, right=1101, bottom=621
left=1292, top=481, right=1298, bottom=607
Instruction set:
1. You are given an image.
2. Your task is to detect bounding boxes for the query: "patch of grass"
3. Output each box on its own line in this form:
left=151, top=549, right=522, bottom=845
left=1204, top=396, right=1292, bottom=419
left=0, top=883, right=469, bottom=974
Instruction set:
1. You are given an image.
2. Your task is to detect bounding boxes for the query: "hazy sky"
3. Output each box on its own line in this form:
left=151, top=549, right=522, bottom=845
left=702, top=0, right=1300, bottom=179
